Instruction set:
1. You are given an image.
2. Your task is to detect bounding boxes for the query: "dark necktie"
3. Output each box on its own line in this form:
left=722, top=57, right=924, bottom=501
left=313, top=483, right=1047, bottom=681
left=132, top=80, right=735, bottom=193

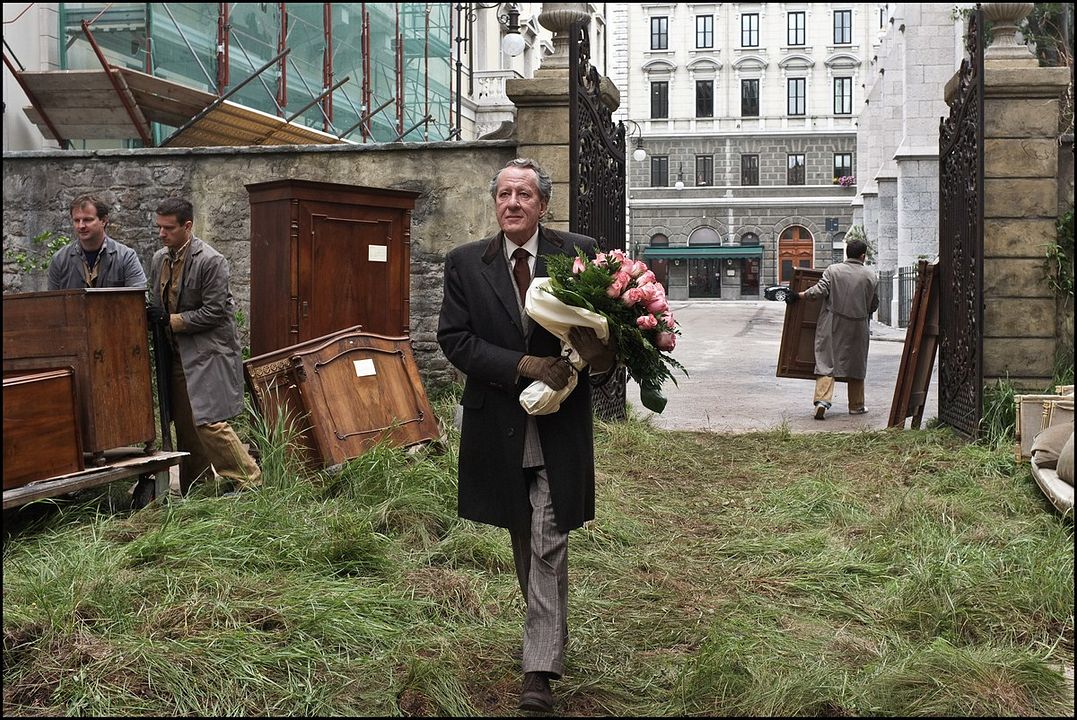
left=512, top=247, right=531, bottom=304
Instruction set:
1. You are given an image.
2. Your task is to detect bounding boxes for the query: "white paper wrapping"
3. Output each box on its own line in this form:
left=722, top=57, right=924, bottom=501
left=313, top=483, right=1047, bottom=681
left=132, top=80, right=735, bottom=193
left=518, top=278, right=610, bottom=415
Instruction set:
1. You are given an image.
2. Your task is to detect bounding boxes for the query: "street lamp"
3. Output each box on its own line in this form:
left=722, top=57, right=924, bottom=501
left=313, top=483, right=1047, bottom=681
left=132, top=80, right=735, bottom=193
left=477, top=3, right=527, bottom=57
left=622, top=118, right=647, bottom=162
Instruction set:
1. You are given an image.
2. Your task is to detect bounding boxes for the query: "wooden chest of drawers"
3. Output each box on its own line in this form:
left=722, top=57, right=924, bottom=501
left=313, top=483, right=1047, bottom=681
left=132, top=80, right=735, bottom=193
left=3, top=288, right=154, bottom=454
left=3, top=368, right=84, bottom=489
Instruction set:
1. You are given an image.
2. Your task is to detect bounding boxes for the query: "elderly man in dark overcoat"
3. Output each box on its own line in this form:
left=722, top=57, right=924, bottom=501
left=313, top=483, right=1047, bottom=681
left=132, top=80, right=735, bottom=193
left=437, top=158, right=615, bottom=713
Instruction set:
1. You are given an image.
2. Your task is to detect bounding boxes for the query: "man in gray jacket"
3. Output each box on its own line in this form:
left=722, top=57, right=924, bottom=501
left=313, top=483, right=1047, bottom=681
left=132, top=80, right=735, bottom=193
left=147, top=197, right=260, bottom=494
left=47, top=194, right=147, bottom=290
left=786, top=239, right=879, bottom=419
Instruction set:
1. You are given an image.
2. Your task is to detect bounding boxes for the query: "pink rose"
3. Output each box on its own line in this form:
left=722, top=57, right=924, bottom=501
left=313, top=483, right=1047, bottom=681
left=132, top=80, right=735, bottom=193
left=622, top=287, right=645, bottom=306
left=609, top=249, right=627, bottom=264
left=637, top=270, right=656, bottom=285
left=607, top=275, right=627, bottom=298
left=614, top=270, right=632, bottom=288
left=636, top=314, right=659, bottom=330
left=637, top=282, right=658, bottom=303
left=572, top=256, right=587, bottom=274
left=660, top=312, right=676, bottom=329
left=646, top=297, right=669, bottom=314
left=656, top=332, right=676, bottom=351
left=625, top=260, right=647, bottom=278
left=593, top=252, right=607, bottom=267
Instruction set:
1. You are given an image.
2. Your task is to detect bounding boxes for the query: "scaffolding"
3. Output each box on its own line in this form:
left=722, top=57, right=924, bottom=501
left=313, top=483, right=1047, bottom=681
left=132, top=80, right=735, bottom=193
left=22, top=3, right=455, bottom=147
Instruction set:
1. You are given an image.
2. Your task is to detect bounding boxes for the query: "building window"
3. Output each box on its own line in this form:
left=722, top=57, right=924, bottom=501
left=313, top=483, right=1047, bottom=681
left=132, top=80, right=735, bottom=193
left=787, top=154, right=806, bottom=185
left=741, top=232, right=760, bottom=245
left=741, top=79, right=759, bottom=117
left=696, top=14, right=714, bottom=49
left=834, top=77, right=853, bottom=114
left=787, top=11, right=806, bottom=46
left=650, top=233, right=669, bottom=246
left=741, top=154, right=759, bottom=185
left=696, top=80, right=714, bottom=118
left=651, top=81, right=669, bottom=119
left=651, top=156, right=669, bottom=187
left=741, top=13, right=759, bottom=47
left=696, top=155, right=714, bottom=186
left=834, top=9, right=853, bottom=44
left=834, top=153, right=853, bottom=183
left=787, top=77, right=806, bottom=116
left=651, top=16, right=668, bottom=50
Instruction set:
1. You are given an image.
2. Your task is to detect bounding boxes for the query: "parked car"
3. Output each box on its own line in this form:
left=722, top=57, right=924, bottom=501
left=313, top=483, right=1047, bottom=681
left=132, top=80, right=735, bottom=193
left=764, top=283, right=792, bottom=301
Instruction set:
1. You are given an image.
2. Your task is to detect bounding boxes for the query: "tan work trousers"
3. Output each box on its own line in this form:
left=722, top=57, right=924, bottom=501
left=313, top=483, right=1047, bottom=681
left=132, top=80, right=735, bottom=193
left=813, top=375, right=866, bottom=413
left=169, top=358, right=261, bottom=494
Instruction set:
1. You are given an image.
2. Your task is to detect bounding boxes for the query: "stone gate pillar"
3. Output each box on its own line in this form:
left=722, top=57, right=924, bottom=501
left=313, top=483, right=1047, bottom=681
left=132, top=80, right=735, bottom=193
left=978, top=3, right=1070, bottom=388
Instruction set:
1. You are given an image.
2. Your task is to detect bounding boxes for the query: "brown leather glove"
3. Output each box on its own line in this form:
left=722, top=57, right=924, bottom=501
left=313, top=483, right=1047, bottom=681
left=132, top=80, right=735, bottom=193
left=568, top=327, right=615, bottom=373
left=518, top=355, right=573, bottom=391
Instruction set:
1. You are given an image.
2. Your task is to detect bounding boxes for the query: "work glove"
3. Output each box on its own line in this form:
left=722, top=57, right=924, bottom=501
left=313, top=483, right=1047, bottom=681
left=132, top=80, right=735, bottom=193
left=518, top=355, right=573, bottom=391
left=784, top=291, right=799, bottom=305
left=147, top=304, right=169, bottom=326
left=568, top=326, right=615, bottom=373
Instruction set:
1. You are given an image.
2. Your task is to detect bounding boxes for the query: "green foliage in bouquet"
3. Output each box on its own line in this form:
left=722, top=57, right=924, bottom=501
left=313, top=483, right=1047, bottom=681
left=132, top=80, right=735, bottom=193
left=544, top=251, right=687, bottom=413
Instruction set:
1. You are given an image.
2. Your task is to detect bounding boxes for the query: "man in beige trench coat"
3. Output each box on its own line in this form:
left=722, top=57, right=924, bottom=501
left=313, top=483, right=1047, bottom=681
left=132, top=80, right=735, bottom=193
left=786, top=239, right=879, bottom=420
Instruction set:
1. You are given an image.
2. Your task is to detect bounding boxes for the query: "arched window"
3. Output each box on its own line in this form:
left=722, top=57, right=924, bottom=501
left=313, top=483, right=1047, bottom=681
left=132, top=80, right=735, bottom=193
left=688, top=226, right=721, bottom=245
left=649, top=233, right=669, bottom=246
left=740, top=232, right=760, bottom=245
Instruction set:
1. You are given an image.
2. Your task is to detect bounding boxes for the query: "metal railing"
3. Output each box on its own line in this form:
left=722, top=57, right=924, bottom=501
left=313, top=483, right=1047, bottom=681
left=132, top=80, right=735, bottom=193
left=897, top=265, right=917, bottom=328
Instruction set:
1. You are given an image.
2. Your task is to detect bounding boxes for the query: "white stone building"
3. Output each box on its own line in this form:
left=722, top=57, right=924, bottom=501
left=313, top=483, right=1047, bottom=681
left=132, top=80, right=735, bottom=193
left=607, top=2, right=886, bottom=300
left=854, top=3, right=969, bottom=272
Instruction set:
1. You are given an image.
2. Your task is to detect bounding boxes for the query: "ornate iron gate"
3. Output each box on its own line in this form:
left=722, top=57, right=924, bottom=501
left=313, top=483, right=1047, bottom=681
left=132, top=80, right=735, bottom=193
left=569, top=21, right=628, bottom=421
left=937, top=7, right=984, bottom=438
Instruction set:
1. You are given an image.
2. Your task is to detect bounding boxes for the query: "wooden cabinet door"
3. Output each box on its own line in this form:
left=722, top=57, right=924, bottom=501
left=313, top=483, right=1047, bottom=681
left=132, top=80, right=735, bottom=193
left=298, top=202, right=406, bottom=342
left=776, top=268, right=824, bottom=380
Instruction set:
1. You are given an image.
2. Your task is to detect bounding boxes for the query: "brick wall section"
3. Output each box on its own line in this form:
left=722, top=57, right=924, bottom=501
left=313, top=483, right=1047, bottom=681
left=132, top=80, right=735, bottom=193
left=2, top=141, right=517, bottom=389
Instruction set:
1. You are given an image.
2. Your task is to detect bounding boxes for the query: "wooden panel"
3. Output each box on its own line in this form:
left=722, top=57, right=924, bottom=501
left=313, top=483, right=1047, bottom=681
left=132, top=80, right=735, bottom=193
left=291, top=333, right=440, bottom=467
left=776, top=268, right=825, bottom=380
left=889, top=261, right=940, bottom=429
left=3, top=289, right=154, bottom=454
left=3, top=369, right=84, bottom=489
left=303, top=204, right=401, bottom=340
left=244, top=325, right=363, bottom=468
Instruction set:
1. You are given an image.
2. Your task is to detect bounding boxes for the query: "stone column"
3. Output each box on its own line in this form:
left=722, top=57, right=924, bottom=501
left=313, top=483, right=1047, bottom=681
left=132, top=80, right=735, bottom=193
left=975, top=5, right=1069, bottom=387
left=505, top=4, right=619, bottom=234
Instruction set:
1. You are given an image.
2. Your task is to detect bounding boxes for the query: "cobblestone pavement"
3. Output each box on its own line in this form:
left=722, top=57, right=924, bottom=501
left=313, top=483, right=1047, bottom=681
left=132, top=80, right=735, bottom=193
left=627, top=299, right=936, bottom=433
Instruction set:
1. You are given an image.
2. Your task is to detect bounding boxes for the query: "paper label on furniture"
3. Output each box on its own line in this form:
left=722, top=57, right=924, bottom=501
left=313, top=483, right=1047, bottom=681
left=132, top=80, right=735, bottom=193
left=353, top=359, right=376, bottom=377
left=368, top=245, right=388, bottom=262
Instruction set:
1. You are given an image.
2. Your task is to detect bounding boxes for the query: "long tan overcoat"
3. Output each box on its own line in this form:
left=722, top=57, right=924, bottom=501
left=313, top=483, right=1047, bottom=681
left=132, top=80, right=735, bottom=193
left=803, top=258, right=879, bottom=380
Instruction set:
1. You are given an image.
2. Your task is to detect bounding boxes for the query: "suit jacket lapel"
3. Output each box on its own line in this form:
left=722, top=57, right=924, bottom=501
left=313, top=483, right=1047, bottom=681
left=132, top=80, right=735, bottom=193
left=481, top=232, right=525, bottom=337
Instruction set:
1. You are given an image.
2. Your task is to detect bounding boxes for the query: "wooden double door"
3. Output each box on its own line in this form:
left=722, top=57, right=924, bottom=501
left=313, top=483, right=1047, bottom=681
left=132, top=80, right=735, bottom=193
left=247, top=180, right=420, bottom=357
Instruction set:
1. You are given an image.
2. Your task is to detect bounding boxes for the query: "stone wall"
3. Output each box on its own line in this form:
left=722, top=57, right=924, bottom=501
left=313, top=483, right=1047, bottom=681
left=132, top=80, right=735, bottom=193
left=2, top=141, right=516, bottom=388
left=979, top=65, right=1070, bottom=388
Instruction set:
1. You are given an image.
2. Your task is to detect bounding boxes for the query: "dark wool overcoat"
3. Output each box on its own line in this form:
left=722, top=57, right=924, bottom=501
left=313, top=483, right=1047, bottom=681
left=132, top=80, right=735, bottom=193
left=438, top=225, right=599, bottom=533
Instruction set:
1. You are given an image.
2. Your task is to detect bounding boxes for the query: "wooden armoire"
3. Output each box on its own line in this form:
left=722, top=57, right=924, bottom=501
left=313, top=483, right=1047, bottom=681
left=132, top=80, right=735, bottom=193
left=246, top=179, right=420, bottom=357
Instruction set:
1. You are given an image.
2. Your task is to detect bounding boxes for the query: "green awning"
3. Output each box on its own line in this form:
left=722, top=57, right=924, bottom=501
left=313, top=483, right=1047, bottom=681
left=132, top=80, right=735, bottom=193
left=642, top=246, right=764, bottom=260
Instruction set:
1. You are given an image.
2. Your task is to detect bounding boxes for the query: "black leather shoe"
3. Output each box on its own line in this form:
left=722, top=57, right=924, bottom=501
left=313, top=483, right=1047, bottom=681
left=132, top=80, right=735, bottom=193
left=519, top=672, right=554, bottom=714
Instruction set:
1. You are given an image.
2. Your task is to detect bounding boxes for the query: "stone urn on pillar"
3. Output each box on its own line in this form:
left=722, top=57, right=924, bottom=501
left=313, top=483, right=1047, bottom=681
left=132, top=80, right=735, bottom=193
left=982, top=2, right=1037, bottom=67
left=535, top=3, right=591, bottom=77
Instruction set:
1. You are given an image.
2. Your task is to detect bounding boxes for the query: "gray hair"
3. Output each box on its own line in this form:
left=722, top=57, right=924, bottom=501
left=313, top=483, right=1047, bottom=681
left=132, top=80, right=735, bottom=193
left=488, top=158, right=552, bottom=203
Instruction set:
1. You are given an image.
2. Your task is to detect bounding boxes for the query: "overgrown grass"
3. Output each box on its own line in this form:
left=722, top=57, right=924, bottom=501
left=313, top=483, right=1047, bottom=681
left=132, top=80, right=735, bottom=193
left=3, top=392, right=1073, bottom=716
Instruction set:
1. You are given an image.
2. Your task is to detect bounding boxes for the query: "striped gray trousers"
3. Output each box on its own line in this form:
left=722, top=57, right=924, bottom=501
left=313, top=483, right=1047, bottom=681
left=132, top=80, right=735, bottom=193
left=509, top=468, right=569, bottom=678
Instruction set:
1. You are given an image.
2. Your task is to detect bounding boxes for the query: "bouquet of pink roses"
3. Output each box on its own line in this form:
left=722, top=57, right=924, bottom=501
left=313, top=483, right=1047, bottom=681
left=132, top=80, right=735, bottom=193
left=539, top=248, right=686, bottom=413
